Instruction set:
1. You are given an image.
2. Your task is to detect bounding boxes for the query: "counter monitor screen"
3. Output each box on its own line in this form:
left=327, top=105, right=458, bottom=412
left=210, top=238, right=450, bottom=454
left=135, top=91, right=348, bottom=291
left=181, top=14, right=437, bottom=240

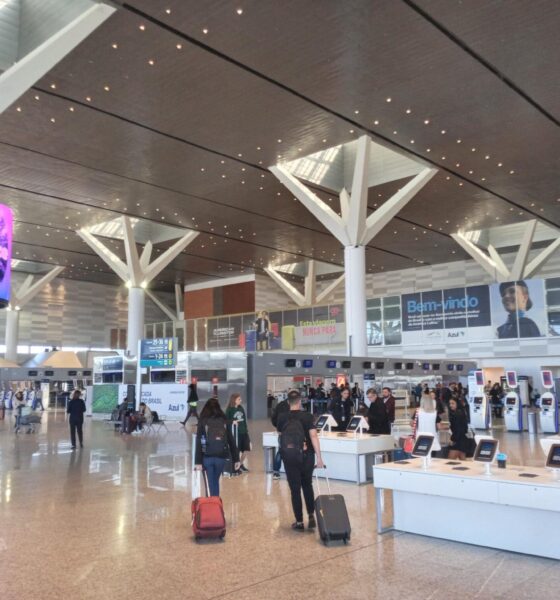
left=506, top=396, right=517, bottom=406
left=474, top=439, right=498, bottom=463
left=447, top=364, right=455, bottom=371
left=546, top=444, right=560, bottom=469
left=285, top=359, right=296, bottom=368
left=422, top=363, right=430, bottom=371
left=432, top=363, right=440, bottom=371
left=302, top=359, right=313, bottom=368
left=542, top=397, right=553, bottom=406
left=315, top=415, right=329, bottom=430
left=394, top=362, right=403, bottom=370
left=375, top=362, right=384, bottom=369
left=412, top=434, right=434, bottom=457
left=473, top=397, right=483, bottom=405
left=456, top=364, right=464, bottom=371
left=542, top=370, right=553, bottom=388
left=44, top=370, right=54, bottom=377
left=406, top=362, right=414, bottom=370
left=346, top=416, right=365, bottom=432
left=28, top=370, right=38, bottom=377
left=326, top=360, right=337, bottom=369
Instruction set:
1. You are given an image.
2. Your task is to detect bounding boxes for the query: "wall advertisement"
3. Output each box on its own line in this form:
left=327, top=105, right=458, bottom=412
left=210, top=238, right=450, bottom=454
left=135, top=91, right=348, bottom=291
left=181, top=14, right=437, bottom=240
left=140, top=384, right=188, bottom=420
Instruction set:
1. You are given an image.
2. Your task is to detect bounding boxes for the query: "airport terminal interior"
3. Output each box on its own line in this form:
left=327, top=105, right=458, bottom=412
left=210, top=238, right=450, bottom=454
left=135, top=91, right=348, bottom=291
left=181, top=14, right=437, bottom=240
left=1, top=1, right=560, bottom=599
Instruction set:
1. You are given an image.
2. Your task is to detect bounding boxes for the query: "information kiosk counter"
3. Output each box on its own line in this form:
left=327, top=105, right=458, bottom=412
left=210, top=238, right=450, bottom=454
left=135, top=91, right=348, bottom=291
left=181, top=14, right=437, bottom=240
left=263, top=431, right=396, bottom=484
left=373, top=458, right=560, bottom=559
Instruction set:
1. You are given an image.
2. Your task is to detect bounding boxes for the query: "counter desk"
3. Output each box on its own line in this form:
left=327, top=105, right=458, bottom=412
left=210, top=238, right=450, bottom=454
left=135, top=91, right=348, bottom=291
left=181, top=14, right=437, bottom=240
left=263, top=431, right=397, bottom=484
left=373, top=458, right=560, bottom=559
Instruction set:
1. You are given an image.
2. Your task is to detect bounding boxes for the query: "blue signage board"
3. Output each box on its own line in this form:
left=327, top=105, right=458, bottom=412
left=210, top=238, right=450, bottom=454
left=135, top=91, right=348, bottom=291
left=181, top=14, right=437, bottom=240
left=140, top=338, right=177, bottom=368
left=102, top=356, right=124, bottom=372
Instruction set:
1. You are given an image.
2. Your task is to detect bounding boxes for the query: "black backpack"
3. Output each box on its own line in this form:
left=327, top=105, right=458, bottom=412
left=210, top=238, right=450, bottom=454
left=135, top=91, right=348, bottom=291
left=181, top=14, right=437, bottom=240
left=279, top=415, right=306, bottom=464
left=204, top=417, right=228, bottom=457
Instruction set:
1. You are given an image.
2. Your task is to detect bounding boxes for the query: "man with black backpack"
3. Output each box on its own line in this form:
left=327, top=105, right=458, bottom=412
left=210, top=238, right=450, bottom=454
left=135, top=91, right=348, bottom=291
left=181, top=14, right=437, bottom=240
left=276, top=390, right=324, bottom=532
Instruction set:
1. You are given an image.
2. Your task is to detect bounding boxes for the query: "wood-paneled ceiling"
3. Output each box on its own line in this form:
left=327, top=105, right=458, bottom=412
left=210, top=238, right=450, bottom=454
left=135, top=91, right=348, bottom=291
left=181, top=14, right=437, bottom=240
left=1, top=0, right=559, bottom=292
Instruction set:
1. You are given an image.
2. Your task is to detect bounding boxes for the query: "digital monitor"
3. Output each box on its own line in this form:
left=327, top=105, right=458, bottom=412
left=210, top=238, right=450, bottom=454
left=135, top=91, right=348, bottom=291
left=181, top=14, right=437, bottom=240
left=375, top=362, right=384, bottom=369
left=394, top=362, right=403, bottom=370
left=546, top=444, right=560, bottom=469
left=341, top=360, right=351, bottom=369
left=447, top=364, right=455, bottom=371
left=0, top=204, right=13, bottom=309
left=302, top=359, right=313, bottom=368
left=151, top=370, right=175, bottom=383
left=28, top=370, right=38, bottom=376
left=422, top=363, right=430, bottom=371
left=473, top=397, right=483, bottom=405
left=44, top=370, right=54, bottom=377
left=412, top=434, right=434, bottom=457
left=82, top=370, right=92, bottom=377
left=506, top=396, right=517, bottom=406
left=315, top=415, right=329, bottom=430
left=432, top=363, right=440, bottom=371
left=456, top=364, right=464, bottom=371
left=542, top=397, right=553, bottom=406
left=285, top=359, right=296, bottom=368
left=475, top=370, right=484, bottom=386
left=326, top=360, right=337, bottom=369
left=542, top=370, right=553, bottom=389
left=346, top=416, right=367, bottom=432
left=474, top=438, right=498, bottom=463
left=363, top=361, right=372, bottom=369
left=68, top=370, right=78, bottom=377
left=506, top=370, right=518, bottom=389
left=405, top=362, right=414, bottom=370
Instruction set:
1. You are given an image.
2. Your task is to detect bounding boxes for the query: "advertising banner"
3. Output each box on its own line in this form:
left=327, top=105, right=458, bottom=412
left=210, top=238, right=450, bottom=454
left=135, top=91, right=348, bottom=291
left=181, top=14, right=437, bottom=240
left=207, top=317, right=242, bottom=349
left=140, top=384, right=188, bottom=420
left=294, top=320, right=346, bottom=346
left=0, top=204, right=13, bottom=309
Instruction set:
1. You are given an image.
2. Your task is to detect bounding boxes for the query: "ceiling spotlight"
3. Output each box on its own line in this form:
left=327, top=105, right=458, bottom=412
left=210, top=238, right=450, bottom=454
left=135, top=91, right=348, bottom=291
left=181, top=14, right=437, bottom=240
left=277, top=139, right=282, bottom=143
left=322, top=139, right=327, bottom=143
left=386, top=97, right=392, bottom=103
left=485, top=155, right=490, bottom=160
left=349, top=129, right=354, bottom=133
left=16, top=107, right=21, bottom=112
left=176, top=43, right=183, bottom=50
left=34, top=95, right=39, bottom=100
left=236, top=7, right=243, bottom=15
left=69, top=106, right=74, bottom=112
left=50, top=83, right=56, bottom=89
left=86, top=96, right=92, bottom=102
left=354, top=110, right=359, bottom=114
left=373, top=120, right=379, bottom=125
left=393, top=130, right=397, bottom=135
left=165, top=8, right=171, bottom=14
left=424, top=119, right=430, bottom=124
left=405, top=108, right=411, bottom=114
left=426, top=148, right=431, bottom=152
left=441, top=130, right=446, bottom=134
left=510, top=170, right=515, bottom=174
left=103, top=85, right=110, bottom=91
left=456, top=139, right=462, bottom=143
left=50, top=117, right=56, bottom=123
left=148, top=59, right=155, bottom=65
left=471, top=147, right=476, bottom=152
left=410, top=140, right=415, bottom=144
left=139, top=24, right=145, bottom=31
left=112, top=43, right=118, bottom=49
left=497, top=162, right=503, bottom=167
left=202, top=28, right=209, bottom=34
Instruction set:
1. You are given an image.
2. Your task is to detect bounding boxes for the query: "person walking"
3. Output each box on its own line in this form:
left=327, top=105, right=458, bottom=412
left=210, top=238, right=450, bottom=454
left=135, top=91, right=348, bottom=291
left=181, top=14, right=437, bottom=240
left=13, top=391, right=25, bottom=431
left=194, top=398, right=240, bottom=497
left=67, top=390, right=86, bottom=449
left=271, top=393, right=290, bottom=479
left=181, top=383, right=199, bottom=426
left=34, top=386, right=45, bottom=411
left=276, top=390, right=324, bottom=531
left=225, top=393, right=251, bottom=474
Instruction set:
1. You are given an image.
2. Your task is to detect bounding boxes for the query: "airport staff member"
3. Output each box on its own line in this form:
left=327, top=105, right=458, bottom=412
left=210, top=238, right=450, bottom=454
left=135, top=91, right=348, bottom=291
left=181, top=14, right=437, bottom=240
left=497, top=280, right=541, bottom=338
left=276, top=390, right=324, bottom=532
left=67, top=390, right=86, bottom=449
left=330, top=387, right=354, bottom=431
left=381, top=387, right=396, bottom=433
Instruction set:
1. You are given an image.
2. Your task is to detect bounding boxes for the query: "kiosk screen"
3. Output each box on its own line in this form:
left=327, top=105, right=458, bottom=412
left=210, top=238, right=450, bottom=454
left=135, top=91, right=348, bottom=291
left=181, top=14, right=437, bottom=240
left=412, top=435, right=434, bottom=457
left=542, top=397, right=553, bottom=406
left=546, top=444, right=560, bottom=469
left=506, top=371, right=518, bottom=388
left=315, top=415, right=328, bottom=430
left=475, top=371, right=484, bottom=386
left=474, top=439, right=498, bottom=463
left=542, top=370, right=553, bottom=388
left=473, top=397, right=483, bottom=405
left=346, top=416, right=363, bottom=432
left=506, top=397, right=517, bottom=406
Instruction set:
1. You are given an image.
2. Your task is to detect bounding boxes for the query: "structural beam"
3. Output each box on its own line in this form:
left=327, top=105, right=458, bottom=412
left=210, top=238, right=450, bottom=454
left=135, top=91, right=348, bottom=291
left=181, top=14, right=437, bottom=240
left=316, top=274, right=345, bottom=304
left=510, top=220, right=537, bottom=280
left=451, top=232, right=507, bottom=280
left=0, top=2, right=116, bottom=114
left=264, top=267, right=305, bottom=306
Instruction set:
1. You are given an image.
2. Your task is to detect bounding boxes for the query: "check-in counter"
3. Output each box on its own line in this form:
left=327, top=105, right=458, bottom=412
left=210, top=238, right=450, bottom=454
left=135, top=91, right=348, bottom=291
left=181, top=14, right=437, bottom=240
left=373, top=458, right=560, bottom=559
left=263, top=431, right=397, bottom=484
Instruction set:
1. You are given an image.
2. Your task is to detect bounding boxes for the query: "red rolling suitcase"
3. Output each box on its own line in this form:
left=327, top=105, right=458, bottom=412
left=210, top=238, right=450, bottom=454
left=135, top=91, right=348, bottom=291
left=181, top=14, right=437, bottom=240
left=191, top=472, right=226, bottom=541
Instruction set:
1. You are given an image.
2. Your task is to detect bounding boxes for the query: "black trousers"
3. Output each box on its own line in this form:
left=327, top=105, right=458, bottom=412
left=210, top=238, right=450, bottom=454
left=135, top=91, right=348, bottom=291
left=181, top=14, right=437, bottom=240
left=70, top=420, right=83, bottom=447
left=283, top=452, right=315, bottom=522
left=181, top=405, right=198, bottom=425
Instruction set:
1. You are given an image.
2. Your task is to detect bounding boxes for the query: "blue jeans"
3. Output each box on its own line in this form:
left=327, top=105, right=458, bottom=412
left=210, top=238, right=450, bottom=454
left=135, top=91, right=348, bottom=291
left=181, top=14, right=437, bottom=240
left=203, top=456, right=226, bottom=497
left=273, top=449, right=282, bottom=474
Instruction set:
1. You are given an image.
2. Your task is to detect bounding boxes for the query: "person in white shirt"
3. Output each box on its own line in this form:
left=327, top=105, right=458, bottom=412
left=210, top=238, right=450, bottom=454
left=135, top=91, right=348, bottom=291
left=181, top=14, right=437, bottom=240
left=411, top=394, right=444, bottom=456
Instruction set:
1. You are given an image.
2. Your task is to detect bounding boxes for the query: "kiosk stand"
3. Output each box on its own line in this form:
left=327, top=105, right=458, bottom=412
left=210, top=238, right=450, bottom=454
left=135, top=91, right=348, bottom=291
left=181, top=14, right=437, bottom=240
left=503, top=371, right=529, bottom=432
left=539, top=370, right=559, bottom=434
left=468, top=370, right=490, bottom=430
left=346, top=415, right=369, bottom=437
left=316, top=414, right=338, bottom=434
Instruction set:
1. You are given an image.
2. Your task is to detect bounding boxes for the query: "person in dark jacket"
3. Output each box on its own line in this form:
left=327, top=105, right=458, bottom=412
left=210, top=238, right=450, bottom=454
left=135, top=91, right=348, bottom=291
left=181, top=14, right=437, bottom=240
left=180, top=383, right=199, bottom=426
left=330, top=387, right=354, bottom=431
left=271, top=395, right=290, bottom=479
left=381, top=387, right=396, bottom=429
left=366, top=389, right=391, bottom=434
left=194, top=397, right=240, bottom=497
left=496, top=280, right=541, bottom=338
left=67, top=389, right=86, bottom=449
left=448, top=398, right=469, bottom=460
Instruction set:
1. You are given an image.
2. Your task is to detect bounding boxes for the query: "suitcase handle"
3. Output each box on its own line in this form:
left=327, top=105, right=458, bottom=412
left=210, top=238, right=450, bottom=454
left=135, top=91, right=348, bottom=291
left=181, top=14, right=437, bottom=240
left=314, top=466, right=331, bottom=495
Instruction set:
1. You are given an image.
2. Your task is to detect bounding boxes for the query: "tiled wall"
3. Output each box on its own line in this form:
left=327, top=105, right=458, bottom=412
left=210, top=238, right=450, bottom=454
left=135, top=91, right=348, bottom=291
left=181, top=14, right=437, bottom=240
left=0, top=273, right=172, bottom=349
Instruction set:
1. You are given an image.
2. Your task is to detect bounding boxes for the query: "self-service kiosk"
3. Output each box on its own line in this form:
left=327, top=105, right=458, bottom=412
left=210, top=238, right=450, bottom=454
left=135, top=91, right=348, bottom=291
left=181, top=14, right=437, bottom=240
left=502, top=371, right=529, bottom=432
left=539, top=370, right=559, bottom=434
left=468, top=370, right=491, bottom=430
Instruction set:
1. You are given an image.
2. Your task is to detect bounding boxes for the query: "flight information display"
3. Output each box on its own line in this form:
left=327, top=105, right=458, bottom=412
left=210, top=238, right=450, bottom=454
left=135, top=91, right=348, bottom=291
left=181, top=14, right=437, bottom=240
left=140, top=338, right=177, bottom=368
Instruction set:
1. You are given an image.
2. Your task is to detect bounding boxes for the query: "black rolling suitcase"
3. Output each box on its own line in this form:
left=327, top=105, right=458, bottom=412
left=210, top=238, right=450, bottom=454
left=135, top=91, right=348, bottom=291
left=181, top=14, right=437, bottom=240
left=314, top=469, right=351, bottom=545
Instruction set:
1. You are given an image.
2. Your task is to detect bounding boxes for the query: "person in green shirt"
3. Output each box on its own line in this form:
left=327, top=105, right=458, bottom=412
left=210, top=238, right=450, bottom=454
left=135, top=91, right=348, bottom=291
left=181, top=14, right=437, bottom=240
left=226, top=393, right=251, bottom=474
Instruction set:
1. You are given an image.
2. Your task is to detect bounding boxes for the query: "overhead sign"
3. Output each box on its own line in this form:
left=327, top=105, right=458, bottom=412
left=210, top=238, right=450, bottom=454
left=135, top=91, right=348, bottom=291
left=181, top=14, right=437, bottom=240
left=96, top=356, right=124, bottom=372
left=140, top=338, right=177, bottom=368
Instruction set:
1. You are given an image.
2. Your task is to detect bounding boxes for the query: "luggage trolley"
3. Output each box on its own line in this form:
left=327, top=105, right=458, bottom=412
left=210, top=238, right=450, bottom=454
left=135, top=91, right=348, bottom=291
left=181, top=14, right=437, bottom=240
left=15, top=406, right=42, bottom=434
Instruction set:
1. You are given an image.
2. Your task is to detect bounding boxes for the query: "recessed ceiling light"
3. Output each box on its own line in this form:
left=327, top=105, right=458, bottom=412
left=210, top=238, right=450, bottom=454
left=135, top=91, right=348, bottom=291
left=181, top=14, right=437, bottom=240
left=69, top=106, right=74, bottom=112
left=459, top=182, right=463, bottom=186
left=410, top=140, right=415, bottom=144
left=103, top=85, right=110, bottom=91
left=50, top=83, right=56, bottom=89
left=471, top=147, right=476, bottom=152
left=456, top=139, right=462, bottom=143
left=322, top=139, right=327, bottom=143
left=386, top=97, right=392, bottom=103
left=509, top=170, right=515, bottom=174
left=354, top=110, right=359, bottom=114
left=468, top=170, right=473, bottom=174
left=373, top=120, right=379, bottom=125
left=497, top=162, right=503, bottom=167
left=34, top=95, right=39, bottom=100
left=441, top=130, right=446, bottom=134
left=50, top=117, right=56, bottom=123
left=481, top=177, right=486, bottom=181
left=426, top=148, right=431, bottom=152
left=405, top=108, right=411, bottom=114
left=485, top=155, right=490, bottom=160
left=139, top=24, right=145, bottom=31
left=393, top=130, right=397, bottom=135
left=165, top=8, right=171, bottom=14
left=176, top=43, right=182, bottom=50
left=86, top=96, right=92, bottom=102
left=16, top=107, right=21, bottom=112
left=277, top=139, right=282, bottom=143
left=441, top=156, right=446, bottom=160
left=112, top=43, right=118, bottom=49
left=455, top=163, right=460, bottom=167
left=148, top=59, right=155, bottom=65
left=424, top=119, right=430, bottom=124
left=200, top=167, right=205, bottom=171
left=349, top=129, right=354, bottom=133
left=202, top=28, right=209, bottom=34
left=236, top=7, right=243, bottom=15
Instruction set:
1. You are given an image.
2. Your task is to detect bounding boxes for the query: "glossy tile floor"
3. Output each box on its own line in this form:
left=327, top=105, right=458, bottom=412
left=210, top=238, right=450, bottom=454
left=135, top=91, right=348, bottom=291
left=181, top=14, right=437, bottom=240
left=0, top=411, right=559, bottom=600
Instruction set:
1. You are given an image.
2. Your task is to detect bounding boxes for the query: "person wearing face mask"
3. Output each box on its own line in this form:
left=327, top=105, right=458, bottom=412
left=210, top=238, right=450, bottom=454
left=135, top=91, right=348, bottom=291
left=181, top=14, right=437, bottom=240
left=496, top=280, right=541, bottom=339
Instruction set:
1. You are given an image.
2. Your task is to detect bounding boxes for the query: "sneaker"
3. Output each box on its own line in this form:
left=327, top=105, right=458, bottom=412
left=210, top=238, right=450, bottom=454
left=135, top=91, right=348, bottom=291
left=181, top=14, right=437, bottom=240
left=291, top=522, right=305, bottom=532
left=71, top=446, right=76, bottom=450
left=272, top=472, right=281, bottom=480
left=308, top=515, right=316, bottom=530
left=240, top=465, right=249, bottom=472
